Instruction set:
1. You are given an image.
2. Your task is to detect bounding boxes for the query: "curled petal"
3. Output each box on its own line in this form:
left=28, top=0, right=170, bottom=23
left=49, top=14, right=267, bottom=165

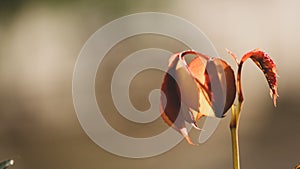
left=188, top=57, right=236, bottom=118
left=240, top=49, right=278, bottom=106
left=205, top=58, right=236, bottom=116
left=160, top=54, right=184, bottom=130
left=160, top=52, right=200, bottom=144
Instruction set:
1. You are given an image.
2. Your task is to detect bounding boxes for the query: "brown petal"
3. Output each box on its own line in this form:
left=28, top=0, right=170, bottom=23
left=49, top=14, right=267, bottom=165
left=205, top=58, right=236, bottom=117
left=160, top=53, right=184, bottom=129
left=188, top=57, right=236, bottom=118
left=176, top=54, right=203, bottom=112
left=160, top=50, right=212, bottom=144
left=240, top=49, right=278, bottom=106
left=188, top=56, right=213, bottom=120
left=160, top=52, right=200, bottom=144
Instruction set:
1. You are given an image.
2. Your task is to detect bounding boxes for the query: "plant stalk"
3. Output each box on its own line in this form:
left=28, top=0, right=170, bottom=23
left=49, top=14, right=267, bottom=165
left=229, top=52, right=245, bottom=169
left=230, top=126, right=239, bottom=169
left=230, top=102, right=242, bottom=169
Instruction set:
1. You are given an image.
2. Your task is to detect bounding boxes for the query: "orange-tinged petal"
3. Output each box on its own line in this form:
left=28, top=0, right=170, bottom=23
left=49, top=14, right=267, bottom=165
left=188, top=56, right=207, bottom=84
left=188, top=57, right=236, bottom=118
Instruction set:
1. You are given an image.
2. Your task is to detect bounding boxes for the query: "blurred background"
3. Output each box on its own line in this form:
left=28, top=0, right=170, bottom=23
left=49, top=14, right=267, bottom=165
left=0, top=0, right=299, bottom=168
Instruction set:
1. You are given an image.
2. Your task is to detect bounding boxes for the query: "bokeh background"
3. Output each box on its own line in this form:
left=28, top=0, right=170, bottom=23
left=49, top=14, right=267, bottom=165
left=0, top=0, right=299, bottom=169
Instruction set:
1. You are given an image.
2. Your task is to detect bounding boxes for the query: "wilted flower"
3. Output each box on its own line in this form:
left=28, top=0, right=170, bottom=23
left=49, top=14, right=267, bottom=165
left=160, top=50, right=236, bottom=144
left=160, top=49, right=278, bottom=145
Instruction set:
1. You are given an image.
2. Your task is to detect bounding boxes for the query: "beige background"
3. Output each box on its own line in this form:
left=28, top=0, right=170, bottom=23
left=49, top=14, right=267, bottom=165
left=0, top=0, right=299, bottom=168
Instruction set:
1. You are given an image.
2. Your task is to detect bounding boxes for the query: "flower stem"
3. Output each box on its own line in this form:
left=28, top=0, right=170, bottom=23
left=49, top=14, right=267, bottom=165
left=230, top=101, right=242, bottom=169
left=228, top=50, right=244, bottom=169
left=230, top=126, right=239, bottom=169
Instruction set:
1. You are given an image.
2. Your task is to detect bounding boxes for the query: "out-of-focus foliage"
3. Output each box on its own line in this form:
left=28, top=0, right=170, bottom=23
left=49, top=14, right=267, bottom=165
left=0, top=159, right=14, bottom=169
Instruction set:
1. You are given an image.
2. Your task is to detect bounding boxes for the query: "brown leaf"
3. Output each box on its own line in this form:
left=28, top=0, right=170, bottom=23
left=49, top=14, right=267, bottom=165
left=240, top=49, right=278, bottom=106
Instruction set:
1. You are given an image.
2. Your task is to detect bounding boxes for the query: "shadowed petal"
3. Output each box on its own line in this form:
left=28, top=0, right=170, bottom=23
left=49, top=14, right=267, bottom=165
left=205, top=58, right=236, bottom=117
left=160, top=53, right=199, bottom=144
left=188, top=57, right=236, bottom=118
left=160, top=54, right=184, bottom=130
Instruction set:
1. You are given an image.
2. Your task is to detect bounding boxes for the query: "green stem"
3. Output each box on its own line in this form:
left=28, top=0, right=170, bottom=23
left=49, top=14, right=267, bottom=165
left=230, top=126, right=239, bottom=169
left=229, top=51, right=244, bottom=169
left=230, top=102, right=242, bottom=169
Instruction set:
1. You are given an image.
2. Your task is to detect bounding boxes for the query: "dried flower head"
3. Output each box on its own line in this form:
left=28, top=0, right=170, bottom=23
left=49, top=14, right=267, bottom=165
left=160, top=50, right=236, bottom=144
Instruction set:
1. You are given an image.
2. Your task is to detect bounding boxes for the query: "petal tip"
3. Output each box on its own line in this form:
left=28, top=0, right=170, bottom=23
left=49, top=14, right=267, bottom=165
left=192, top=123, right=204, bottom=131
left=180, top=128, right=198, bottom=145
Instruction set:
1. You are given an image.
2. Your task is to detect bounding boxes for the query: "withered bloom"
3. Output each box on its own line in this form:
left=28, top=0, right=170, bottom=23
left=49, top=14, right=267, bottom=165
left=160, top=49, right=278, bottom=145
left=160, top=50, right=236, bottom=144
